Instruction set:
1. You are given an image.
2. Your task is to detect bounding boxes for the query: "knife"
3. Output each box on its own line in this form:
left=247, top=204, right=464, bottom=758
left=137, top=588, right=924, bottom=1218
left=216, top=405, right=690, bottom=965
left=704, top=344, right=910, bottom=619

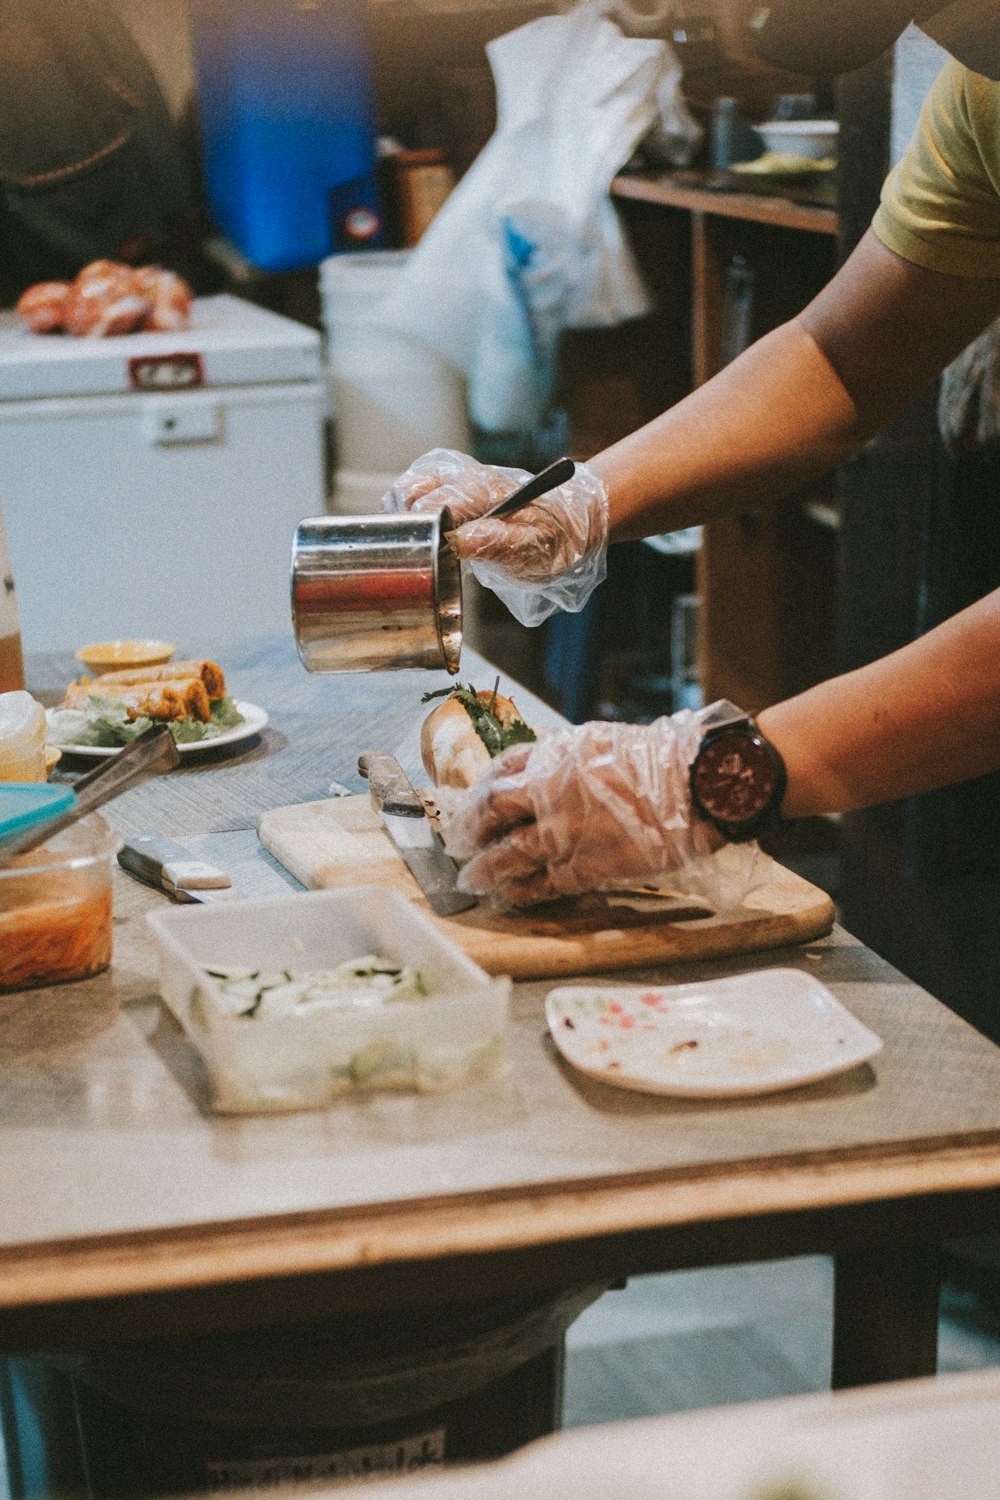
left=118, top=834, right=234, bottom=903
left=358, top=752, right=475, bottom=917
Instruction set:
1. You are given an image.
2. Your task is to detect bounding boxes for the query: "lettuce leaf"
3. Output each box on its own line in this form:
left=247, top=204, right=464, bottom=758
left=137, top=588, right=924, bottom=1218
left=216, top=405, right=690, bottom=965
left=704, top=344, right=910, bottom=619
left=46, top=694, right=244, bottom=748
left=419, top=682, right=536, bottom=757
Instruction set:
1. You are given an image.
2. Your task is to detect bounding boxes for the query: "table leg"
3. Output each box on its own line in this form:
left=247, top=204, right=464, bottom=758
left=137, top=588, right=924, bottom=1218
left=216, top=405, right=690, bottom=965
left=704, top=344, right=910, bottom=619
left=832, top=1242, right=940, bottom=1389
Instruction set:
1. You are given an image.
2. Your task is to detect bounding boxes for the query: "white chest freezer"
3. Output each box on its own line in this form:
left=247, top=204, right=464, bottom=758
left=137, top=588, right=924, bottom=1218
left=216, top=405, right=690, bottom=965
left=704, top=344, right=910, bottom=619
left=0, top=294, right=326, bottom=653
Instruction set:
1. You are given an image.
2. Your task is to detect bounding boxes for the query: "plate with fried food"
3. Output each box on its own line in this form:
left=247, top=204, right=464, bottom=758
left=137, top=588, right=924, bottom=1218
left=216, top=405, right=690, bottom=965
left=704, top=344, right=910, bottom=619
left=45, top=658, right=268, bottom=758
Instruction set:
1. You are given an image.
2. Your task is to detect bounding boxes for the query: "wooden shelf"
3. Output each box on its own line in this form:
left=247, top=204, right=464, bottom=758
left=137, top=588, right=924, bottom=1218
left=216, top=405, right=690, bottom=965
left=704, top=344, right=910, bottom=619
left=610, top=168, right=841, bottom=713
left=611, top=169, right=838, bottom=237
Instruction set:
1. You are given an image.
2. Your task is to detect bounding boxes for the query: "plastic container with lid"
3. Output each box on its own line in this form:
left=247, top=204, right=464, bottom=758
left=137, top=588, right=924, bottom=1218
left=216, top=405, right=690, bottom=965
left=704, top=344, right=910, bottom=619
left=0, top=815, right=121, bottom=991
left=0, top=690, right=46, bottom=782
left=147, top=887, right=510, bottom=1113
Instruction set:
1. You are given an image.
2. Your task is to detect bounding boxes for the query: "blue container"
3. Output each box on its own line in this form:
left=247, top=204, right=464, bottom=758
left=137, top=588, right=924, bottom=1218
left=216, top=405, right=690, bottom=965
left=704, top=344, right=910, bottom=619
left=188, top=0, right=383, bottom=272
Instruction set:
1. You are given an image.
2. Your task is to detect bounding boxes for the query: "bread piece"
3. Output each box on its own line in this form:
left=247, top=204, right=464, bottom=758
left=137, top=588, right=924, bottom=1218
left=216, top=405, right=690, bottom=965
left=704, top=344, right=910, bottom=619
left=95, top=660, right=225, bottom=700
left=62, top=262, right=148, bottom=337
left=63, top=676, right=211, bottom=723
left=133, top=267, right=193, bottom=332
left=421, top=688, right=533, bottom=789
left=16, top=281, right=70, bottom=333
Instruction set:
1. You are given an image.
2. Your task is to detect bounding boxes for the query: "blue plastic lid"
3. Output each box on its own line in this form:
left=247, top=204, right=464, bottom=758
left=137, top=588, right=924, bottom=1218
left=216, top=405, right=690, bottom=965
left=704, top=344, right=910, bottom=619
left=0, top=783, right=77, bottom=842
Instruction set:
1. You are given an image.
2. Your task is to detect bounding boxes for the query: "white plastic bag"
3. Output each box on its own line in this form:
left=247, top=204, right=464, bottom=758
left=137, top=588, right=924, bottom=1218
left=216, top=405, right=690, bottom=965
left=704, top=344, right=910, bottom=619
left=643, top=48, right=704, bottom=168
left=382, top=0, right=667, bottom=433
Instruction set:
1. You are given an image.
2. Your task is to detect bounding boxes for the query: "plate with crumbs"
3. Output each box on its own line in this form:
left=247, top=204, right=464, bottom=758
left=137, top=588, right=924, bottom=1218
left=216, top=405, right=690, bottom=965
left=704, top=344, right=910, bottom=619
left=545, top=969, right=882, bottom=1098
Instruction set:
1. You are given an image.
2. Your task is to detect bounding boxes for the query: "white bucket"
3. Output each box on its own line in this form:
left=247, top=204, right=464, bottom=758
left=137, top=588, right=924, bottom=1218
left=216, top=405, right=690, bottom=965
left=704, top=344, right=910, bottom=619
left=329, top=468, right=397, bottom=515
left=320, top=251, right=470, bottom=501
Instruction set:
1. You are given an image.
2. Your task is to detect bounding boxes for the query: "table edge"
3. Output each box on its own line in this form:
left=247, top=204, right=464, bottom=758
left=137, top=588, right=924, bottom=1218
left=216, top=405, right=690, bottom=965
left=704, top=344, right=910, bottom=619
left=4, top=1136, right=1000, bottom=1313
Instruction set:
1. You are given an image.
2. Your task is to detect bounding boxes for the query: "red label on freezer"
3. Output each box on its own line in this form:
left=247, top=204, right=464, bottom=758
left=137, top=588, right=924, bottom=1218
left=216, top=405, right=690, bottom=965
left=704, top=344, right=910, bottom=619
left=128, top=352, right=204, bottom=391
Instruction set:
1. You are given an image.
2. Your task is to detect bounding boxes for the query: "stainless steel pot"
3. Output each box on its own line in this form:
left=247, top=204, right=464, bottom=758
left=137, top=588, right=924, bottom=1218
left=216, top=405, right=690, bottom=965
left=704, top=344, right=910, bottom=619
left=291, top=459, right=576, bottom=675
left=291, top=510, right=462, bottom=674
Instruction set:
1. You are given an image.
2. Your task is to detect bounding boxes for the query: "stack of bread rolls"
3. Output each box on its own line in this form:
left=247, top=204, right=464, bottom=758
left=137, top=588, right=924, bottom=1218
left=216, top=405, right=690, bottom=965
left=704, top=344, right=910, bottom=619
left=16, top=261, right=193, bottom=337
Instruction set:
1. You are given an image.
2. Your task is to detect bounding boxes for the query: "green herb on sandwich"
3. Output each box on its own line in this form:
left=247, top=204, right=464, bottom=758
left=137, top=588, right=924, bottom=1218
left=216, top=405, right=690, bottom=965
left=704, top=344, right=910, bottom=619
left=421, top=678, right=536, bottom=757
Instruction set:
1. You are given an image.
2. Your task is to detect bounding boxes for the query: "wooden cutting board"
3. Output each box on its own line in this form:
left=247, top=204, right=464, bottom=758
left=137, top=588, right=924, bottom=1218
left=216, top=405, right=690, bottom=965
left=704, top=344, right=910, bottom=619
left=257, top=795, right=835, bottom=980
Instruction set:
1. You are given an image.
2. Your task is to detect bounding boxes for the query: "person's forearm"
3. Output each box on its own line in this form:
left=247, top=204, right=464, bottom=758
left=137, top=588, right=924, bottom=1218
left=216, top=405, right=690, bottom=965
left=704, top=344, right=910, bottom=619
left=757, top=590, right=1000, bottom=818
left=588, top=232, right=1000, bottom=545
left=589, top=318, right=864, bottom=542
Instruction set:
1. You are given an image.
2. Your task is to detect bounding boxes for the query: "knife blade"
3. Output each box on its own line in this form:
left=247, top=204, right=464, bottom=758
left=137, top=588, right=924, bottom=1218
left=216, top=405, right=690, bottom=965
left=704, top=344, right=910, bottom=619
left=118, top=834, right=234, bottom=903
left=358, top=752, right=476, bottom=917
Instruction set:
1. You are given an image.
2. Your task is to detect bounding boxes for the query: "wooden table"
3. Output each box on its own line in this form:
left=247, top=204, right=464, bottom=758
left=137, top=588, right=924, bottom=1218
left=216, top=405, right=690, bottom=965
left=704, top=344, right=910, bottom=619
left=5, top=636, right=1000, bottom=1406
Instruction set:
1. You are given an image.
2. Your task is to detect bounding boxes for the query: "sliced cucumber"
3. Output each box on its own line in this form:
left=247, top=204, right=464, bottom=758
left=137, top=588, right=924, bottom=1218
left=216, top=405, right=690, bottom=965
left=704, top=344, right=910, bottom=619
left=198, top=955, right=428, bottom=1019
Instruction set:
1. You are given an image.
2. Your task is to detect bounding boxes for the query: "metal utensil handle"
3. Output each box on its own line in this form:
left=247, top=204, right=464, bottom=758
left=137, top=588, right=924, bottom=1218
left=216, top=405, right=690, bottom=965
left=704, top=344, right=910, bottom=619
left=358, top=752, right=425, bottom=817
left=478, top=456, right=576, bottom=523
left=0, top=725, right=180, bottom=866
left=71, top=725, right=180, bottom=817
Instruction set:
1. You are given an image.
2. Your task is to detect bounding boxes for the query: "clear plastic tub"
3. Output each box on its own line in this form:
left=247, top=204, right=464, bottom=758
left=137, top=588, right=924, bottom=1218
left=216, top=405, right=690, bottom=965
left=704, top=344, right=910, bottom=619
left=0, top=814, right=120, bottom=990
left=147, top=888, right=510, bottom=1114
left=0, top=690, right=46, bottom=781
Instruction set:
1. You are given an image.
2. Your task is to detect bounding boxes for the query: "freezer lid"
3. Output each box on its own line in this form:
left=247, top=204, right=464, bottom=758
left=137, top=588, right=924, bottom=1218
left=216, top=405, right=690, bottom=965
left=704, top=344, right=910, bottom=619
left=0, top=294, right=322, bottom=400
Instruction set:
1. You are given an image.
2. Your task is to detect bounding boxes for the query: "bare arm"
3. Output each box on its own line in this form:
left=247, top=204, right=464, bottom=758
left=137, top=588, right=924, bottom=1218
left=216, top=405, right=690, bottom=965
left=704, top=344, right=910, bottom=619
left=591, top=235, right=1000, bottom=819
left=759, top=589, right=1000, bottom=817
left=591, top=232, right=1000, bottom=542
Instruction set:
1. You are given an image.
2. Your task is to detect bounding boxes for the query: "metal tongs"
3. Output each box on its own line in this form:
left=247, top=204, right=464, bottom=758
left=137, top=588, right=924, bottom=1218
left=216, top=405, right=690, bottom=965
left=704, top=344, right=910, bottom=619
left=0, top=724, right=180, bottom=867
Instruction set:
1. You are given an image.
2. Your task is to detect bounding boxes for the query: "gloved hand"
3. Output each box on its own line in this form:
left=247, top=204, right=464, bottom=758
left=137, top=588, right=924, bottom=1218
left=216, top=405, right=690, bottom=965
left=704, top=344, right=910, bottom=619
left=440, top=710, right=761, bottom=909
left=381, top=448, right=609, bottom=627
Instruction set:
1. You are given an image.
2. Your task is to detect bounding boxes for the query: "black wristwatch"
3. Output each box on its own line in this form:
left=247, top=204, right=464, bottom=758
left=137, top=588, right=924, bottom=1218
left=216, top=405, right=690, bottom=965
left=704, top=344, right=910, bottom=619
left=688, top=700, right=787, bottom=843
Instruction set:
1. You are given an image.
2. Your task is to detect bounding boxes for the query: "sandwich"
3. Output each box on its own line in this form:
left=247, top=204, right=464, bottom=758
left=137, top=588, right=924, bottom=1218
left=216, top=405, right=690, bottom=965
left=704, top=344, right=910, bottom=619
left=421, top=681, right=536, bottom=789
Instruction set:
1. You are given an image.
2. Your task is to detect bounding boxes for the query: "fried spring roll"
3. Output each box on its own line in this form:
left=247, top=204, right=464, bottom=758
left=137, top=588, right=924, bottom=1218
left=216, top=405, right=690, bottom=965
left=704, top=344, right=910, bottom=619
left=94, top=660, right=225, bottom=699
left=63, top=677, right=211, bottom=723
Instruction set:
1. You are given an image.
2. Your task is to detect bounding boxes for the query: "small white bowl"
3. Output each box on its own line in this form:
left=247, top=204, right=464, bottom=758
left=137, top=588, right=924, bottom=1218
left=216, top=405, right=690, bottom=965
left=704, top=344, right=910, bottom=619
left=75, top=639, right=176, bottom=675
left=755, top=119, right=839, bottom=161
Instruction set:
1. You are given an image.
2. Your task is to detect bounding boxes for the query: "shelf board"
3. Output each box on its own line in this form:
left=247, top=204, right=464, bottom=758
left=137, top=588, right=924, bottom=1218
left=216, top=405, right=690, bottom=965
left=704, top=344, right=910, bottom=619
left=612, top=170, right=838, bottom=237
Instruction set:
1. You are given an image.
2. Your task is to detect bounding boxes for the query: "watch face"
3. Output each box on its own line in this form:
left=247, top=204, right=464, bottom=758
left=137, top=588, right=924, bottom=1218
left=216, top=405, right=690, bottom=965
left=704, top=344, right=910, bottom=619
left=691, top=730, right=781, bottom=827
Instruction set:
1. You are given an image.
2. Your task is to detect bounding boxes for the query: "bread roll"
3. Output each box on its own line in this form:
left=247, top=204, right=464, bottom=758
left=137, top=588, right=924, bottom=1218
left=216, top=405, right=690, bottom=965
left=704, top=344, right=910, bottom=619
left=421, top=687, right=534, bottom=789
left=96, top=659, right=225, bottom=700
left=134, top=267, right=193, bottom=332
left=63, top=676, right=211, bottom=723
left=15, top=281, right=70, bottom=333
left=62, top=261, right=148, bottom=337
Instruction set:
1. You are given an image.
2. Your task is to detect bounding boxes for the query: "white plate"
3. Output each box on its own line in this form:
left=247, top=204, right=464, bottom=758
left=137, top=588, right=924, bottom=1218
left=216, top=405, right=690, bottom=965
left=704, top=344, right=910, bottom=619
left=545, top=968, right=882, bottom=1098
left=46, top=701, right=269, bottom=759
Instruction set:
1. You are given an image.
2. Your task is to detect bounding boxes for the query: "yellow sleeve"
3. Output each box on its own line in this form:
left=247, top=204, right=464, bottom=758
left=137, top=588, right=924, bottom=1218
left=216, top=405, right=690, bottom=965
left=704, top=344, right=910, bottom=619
left=872, top=60, right=1000, bottom=279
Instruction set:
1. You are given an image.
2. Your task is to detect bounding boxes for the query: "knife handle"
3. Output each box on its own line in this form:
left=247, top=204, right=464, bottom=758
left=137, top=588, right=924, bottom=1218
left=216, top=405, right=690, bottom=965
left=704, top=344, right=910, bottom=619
left=478, top=456, right=575, bottom=522
left=358, top=752, right=424, bottom=817
left=119, top=834, right=232, bottom=893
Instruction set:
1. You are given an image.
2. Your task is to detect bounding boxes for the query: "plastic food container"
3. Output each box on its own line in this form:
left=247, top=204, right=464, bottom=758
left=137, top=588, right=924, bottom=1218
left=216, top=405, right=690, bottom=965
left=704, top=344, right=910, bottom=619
left=147, top=888, right=511, bottom=1113
left=0, top=814, right=120, bottom=991
left=0, top=690, right=47, bottom=782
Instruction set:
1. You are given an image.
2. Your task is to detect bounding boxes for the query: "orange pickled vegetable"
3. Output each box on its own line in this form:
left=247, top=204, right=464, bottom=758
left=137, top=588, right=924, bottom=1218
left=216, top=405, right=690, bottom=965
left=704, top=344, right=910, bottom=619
left=0, top=887, right=112, bottom=990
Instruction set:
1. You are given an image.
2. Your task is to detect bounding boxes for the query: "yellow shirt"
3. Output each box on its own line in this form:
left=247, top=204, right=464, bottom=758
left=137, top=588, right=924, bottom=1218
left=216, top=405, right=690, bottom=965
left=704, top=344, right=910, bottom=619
left=872, top=59, right=1000, bottom=279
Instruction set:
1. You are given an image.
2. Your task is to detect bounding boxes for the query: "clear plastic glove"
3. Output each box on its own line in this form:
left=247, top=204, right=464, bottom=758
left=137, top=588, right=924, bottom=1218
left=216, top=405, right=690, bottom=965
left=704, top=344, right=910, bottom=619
left=381, top=448, right=608, bottom=627
left=439, top=709, right=762, bottom=911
